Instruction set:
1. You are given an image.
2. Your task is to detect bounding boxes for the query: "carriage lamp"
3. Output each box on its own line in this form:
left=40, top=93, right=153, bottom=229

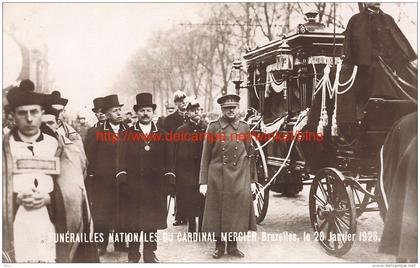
left=231, top=60, right=244, bottom=95
left=277, top=42, right=293, bottom=71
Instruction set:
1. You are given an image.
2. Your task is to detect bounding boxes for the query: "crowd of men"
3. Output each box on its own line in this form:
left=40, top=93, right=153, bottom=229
left=2, top=80, right=258, bottom=263
left=2, top=2, right=417, bottom=263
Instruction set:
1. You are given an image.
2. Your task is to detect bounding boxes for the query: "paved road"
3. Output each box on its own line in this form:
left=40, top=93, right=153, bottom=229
left=101, top=186, right=395, bottom=263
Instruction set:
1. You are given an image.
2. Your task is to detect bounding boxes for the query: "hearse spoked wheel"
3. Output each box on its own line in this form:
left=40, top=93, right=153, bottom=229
left=253, top=148, right=270, bottom=224
left=309, top=168, right=357, bottom=256
left=254, top=181, right=269, bottom=224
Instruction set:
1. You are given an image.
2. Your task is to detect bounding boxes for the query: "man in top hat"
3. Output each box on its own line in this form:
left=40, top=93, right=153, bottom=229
left=84, top=94, right=129, bottom=256
left=83, top=97, right=106, bottom=210
left=199, top=94, right=257, bottom=259
left=116, top=92, right=175, bottom=263
left=91, top=97, right=106, bottom=128
left=161, top=90, right=188, bottom=225
left=174, top=99, right=207, bottom=233
left=3, top=79, right=97, bottom=262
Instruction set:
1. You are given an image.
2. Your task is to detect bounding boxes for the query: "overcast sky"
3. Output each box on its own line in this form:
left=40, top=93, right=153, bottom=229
left=4, top=3, right=206, bottom=115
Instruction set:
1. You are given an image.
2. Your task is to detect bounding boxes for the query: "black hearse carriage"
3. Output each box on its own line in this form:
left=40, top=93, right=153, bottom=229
left=243, top=12, right=417, bottom=256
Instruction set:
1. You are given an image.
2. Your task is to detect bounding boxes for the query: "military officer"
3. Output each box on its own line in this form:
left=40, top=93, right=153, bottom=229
left=84, top=94, right=128, bottom=256
left=161, top=90, right=188, bottom=226
left=116, top=92, right=175, bottom=263
left=174, top=99, right=207, bottom=233
left=91, top=97, right=106, bottom=128
left=199, top=94, right=258, bottom=259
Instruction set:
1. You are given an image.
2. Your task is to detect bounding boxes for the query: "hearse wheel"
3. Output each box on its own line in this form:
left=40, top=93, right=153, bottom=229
left=309, top=168, right=357, bottom=256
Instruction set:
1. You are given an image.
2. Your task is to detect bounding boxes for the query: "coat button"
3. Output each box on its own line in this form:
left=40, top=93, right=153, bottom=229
left=235, top=147, right=238, bottom=150
left=234, top=155, right=236, bottom=158
left=233, top=163, right=236, bottom=166
left=223, top=155, right=226, bottom=158
left=221, top=140, right=225, bottom=143
left=222, top=147, right=225, bottom=151
left=223, top=162, right=226, bottom=165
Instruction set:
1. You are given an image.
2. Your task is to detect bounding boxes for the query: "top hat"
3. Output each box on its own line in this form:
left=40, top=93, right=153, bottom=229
left=102, top=94, right=124, bottom=112
left=6, top=79, right=45, bottom=109
left=133, top=92, right=156, bottom=111
left=217, top=94, right=240, bottom=108
left=92, top=97, right=104, bottom=112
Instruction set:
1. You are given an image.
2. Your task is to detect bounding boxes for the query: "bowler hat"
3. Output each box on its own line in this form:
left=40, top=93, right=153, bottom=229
left=102, top=94, right=124, bottom=112
left=133, top=92, right=156, bottom=111
left=217, top=94, right=240, bottom=108
left=6, top=79, right=45, bottom=109
left=92, top=97, right=104, bottom=112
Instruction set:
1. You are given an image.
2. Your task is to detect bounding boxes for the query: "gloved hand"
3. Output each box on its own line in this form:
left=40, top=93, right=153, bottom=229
left=199, top=184, right=208, bottom=196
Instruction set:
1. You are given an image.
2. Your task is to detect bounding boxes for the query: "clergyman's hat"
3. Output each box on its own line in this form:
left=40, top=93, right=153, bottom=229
left=92, top=97, right=104, bottom=112
left=6, top=79, right=45, bottom=109
left=217, top=94, right=240, bottom=108
left=133, top=92, right=156, bottom=111
left=102, top=94, right=124, bottom=112
left=46, top=90, right=68, bottom=108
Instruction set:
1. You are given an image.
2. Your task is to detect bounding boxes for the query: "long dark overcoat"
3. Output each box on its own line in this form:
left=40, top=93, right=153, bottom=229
left=84, top=120, right=128, bottom=230
left=118, top=121, right=175, bottom=231
left=378, top=112, right=417, bottom=260
left=174, top=120, right=207, bottom=218
left=199, top=116, right=257, bottom=236
left=162, top=110, right=187, bottom=133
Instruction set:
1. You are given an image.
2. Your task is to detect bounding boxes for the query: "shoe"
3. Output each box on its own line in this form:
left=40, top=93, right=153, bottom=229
left=128, top=252, right=141, bottom=263
left=212, top=249, right=224, bottom=259
left=227, top=248, right=244, bottom=258
left=98, top=247, right=107, bottom=257
left=144, top=252, right=160, bottom=263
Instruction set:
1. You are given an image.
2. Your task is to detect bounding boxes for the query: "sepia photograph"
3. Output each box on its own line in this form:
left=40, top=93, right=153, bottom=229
left=2, top=1, right=418, bottom=264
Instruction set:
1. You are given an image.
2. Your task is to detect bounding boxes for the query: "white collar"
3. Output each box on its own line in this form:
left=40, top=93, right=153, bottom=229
left=138, top=122, right=152, bottom=134
left=109, top=122, right=120, bottom=131
left=17, top=130, right=41, bottom=143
